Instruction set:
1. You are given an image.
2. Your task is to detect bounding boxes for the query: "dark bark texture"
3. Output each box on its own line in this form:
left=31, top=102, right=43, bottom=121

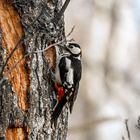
left=0, top=0, right=68, bottom=139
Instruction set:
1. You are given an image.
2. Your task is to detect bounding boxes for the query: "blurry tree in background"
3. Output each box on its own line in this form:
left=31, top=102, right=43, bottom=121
left=65, top=0, right=140, bottom=140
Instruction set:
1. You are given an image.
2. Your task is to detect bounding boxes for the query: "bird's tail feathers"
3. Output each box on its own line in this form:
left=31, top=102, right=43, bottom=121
left=51, top=97, right=67, bottom=128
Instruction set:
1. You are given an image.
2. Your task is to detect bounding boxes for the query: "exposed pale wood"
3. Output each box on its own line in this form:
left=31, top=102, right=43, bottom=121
left=44, top=47, right=56, bottom=72
left=6, top=128, right=27, bottom=140
left=0, top=0, right=30, bottom=111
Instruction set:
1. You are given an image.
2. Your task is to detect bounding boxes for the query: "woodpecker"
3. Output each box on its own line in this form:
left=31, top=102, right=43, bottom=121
left=51, top=43, right=82, bottom=127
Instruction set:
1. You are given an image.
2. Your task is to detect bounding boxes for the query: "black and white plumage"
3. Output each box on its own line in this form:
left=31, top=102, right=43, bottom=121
left=51, top=43, right=82, bottom=126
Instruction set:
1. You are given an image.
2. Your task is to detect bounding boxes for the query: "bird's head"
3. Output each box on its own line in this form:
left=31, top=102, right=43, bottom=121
left=66, top=43, right=82, bottom=57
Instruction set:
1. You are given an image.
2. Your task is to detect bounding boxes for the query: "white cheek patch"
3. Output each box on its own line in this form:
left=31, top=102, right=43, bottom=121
left=71, top=47, right=80, bottom=55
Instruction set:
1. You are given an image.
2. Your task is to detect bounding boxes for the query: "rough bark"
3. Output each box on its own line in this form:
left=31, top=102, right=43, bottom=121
left=0, top=0, right=68, bottom=139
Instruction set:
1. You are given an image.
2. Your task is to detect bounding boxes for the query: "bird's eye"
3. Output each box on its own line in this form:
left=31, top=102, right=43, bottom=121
left=69, top=45, right=73, bottom=49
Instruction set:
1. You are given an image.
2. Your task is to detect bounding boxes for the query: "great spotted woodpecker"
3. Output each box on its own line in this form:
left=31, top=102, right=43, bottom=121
left=51, top=43, right=82, bottom=126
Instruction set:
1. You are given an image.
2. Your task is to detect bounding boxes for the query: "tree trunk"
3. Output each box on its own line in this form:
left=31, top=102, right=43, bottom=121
left=0, top=0, right=68, bottom=139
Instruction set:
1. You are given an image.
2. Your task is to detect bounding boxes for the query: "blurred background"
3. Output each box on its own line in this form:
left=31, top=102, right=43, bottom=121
left=65, top=0, right=140, bottom=140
